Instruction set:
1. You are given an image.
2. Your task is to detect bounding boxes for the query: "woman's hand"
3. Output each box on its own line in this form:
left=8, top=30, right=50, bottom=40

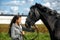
left=21, top=31, right=25, bottom=35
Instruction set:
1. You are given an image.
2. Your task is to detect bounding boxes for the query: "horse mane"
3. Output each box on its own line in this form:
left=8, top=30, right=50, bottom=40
left=31, top=3, right=60, bottom=18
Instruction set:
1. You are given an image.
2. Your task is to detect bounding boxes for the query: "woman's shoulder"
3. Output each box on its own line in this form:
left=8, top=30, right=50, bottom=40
left=11, top=23, right=18, bottom=30
left=11, top=23, right=16, bottom=28
left=12, top=23, right=15, bottom=26
left=12, top=23, right=20, bottom=29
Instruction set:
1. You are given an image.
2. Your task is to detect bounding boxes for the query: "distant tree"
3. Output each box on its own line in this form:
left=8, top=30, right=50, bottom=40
left=22, top=13, right=24, bottom=16
left=1, top=12, right=4, bottom=15
left=18, top=12, right=20, bottom=15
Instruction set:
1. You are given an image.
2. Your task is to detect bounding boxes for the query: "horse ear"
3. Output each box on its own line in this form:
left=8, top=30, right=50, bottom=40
left=35, top=3, right=42, bottom=7
left=35, top=3, right=38, bottom=5
left=35, top=3, right=39, bottom=7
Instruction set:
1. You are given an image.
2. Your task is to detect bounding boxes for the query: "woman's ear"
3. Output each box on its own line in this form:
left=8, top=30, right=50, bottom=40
left=16, top=19, right=19, bottom=23
left=15, top=19, right=17, bottom=23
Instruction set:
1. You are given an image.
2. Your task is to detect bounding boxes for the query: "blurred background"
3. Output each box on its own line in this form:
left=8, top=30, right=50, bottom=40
left=0, top=0, right=60, bottom=40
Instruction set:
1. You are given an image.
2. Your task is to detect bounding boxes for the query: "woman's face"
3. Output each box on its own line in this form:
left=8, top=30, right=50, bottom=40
left=16, top=17, right=21, bottom=24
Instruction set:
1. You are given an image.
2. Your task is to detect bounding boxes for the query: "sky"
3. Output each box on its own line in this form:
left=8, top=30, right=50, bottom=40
left=0, top=0, right=60, bottom=15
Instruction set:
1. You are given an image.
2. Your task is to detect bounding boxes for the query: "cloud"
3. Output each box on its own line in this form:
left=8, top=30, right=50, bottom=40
left=0, top=10, right=9, bottom=14
left=2, top=0, right=34, bottom=6
left=29, top=0, right=34, bottom=2
left=25, top=0, right=34, bottom=4
left=43, top=2, right=53, bottom=9
left=2, top=0, right=26, bottom=6
left=22, top=8, right=30, bottom=15
left=22, top=1, right=25, bottom=4
left=10, top=6, right=19, bottom=12
left=10, top=6, right=19, bottom=14
left=24, top=8, right=30, bottom=12
left=23, top=8, right=30, bottom=15
left=43, top=0, right=60, bottom=13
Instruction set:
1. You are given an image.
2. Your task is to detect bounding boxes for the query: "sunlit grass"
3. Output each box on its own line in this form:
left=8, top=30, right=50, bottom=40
left=0, top=32, right=11, bottom=40
left=0, top=24, right=48, bottom=33
left=0, top=32, right=50, bottom=40
left=0, top=24, right=50, bottom=40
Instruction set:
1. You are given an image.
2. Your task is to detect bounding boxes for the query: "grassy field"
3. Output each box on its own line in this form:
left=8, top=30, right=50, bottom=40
left=0, top=32, right=50, bottom=40
left=0, top=24, right=51, bottom=40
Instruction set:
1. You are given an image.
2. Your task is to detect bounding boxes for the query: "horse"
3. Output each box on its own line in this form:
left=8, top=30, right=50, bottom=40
left=25, top=3, right=60, bottom=40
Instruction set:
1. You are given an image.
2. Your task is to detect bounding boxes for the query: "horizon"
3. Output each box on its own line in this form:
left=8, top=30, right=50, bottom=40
left=0, top=16, right=43, bottom=24
left=0, top=0, right=60, bottom=15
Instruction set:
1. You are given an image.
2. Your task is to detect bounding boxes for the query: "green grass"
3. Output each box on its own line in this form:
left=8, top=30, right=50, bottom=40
left=0, top=24, right=50, bottom=40
left=0, top=32, right=11, bottom=40
left=0, top=32, right=50, bottom=40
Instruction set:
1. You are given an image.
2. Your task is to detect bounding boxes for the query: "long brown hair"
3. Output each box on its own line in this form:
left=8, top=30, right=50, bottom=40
left=9, top=15, right=21, bottom=37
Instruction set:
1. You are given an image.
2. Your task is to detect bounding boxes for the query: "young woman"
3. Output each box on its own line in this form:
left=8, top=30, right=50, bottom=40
left=9, top=15, right=34, bottom=40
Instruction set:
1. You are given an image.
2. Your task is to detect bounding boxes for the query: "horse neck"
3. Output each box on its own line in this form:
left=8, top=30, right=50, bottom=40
left=39, top=11, right=57, bottom=32
left=36, top=4, right=57, bottom=30
left=40, top=12, right=52, bottom=31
